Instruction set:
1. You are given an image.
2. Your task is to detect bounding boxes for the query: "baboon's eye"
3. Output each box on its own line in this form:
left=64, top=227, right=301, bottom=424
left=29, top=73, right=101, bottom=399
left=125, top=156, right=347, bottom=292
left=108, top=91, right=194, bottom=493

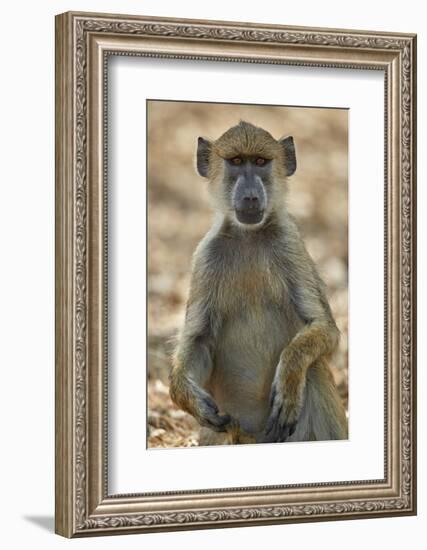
left=255, top=157, right=267, bottom=166
left=230, top=157, right=242, bottom=166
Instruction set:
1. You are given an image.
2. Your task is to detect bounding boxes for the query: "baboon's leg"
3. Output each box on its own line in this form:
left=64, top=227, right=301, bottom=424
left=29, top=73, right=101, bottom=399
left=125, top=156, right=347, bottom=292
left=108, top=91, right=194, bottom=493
left=289, top=359, right=348, bottom=442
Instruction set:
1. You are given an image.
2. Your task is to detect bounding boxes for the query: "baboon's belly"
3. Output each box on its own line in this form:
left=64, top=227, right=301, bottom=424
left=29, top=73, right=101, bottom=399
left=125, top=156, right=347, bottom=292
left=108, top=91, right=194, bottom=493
left=209, top=308, right=292, bottom=437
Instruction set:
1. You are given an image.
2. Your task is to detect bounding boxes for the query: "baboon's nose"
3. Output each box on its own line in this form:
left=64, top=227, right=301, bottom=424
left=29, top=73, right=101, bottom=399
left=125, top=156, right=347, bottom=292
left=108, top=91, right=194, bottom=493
left=243, top=195, right=260, bottom=210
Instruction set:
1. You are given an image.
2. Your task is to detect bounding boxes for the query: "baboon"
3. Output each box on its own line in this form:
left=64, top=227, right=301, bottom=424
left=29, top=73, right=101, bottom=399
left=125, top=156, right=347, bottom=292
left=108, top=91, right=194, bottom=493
left=169, top=120, right=348, bottom=445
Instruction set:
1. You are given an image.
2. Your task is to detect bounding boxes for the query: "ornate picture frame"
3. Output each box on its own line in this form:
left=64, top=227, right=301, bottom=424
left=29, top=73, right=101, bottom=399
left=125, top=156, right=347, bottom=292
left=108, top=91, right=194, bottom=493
left=55, top=11, right=417, bottom=537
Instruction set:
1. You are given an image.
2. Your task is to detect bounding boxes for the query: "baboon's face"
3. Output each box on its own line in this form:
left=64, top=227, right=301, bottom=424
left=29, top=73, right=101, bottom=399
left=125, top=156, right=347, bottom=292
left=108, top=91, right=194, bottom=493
left=223, top=155, right=270, bottom=225
left=196, top=121, right=296, bottom=228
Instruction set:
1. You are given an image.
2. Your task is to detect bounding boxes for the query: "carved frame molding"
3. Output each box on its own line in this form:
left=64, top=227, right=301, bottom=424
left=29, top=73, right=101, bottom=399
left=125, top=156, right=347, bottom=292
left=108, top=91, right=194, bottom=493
left=55, top=11, right=416, bottom=537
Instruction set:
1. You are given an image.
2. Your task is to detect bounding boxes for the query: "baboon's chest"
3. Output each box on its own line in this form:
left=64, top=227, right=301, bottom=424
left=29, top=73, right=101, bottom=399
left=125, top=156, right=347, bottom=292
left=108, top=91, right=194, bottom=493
left=214, top=252, right=285, bottom=315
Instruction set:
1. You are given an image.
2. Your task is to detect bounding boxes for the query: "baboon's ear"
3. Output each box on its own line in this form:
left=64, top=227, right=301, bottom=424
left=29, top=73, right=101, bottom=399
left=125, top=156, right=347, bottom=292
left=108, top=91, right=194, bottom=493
left=196, top=137, right=211, bottom=178
left=279, top=136, right=296, bottom=176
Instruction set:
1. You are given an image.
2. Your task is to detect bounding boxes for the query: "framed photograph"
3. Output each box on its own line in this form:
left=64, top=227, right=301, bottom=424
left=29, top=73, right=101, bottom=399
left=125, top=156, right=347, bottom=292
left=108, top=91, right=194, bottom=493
left=55, top=11, right=417, bottom=537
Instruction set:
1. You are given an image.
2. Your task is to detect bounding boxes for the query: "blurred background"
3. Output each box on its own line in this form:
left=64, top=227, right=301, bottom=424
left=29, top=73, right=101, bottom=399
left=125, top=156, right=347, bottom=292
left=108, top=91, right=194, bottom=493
left=147, top=100, right=348, bottom=448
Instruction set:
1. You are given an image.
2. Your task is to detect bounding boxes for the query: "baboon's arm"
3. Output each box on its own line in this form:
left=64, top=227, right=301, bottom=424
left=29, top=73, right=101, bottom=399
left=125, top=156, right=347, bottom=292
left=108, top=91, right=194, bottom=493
left=266, top=233, right=340, bottom=441
left=170, top=297, right=230, bottom=432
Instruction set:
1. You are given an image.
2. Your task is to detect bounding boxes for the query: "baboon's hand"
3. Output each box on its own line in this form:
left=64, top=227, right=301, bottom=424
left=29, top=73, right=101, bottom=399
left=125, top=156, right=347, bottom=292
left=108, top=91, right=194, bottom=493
left=170, top=375, right=230, bottom=432
left=265, top=359, right=306, bottom=442
left=193, top=386, right=231, bottom=432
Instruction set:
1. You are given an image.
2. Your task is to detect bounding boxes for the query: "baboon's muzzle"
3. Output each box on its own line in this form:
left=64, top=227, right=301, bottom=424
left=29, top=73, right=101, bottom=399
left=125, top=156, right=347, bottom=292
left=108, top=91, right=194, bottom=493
left=233, top=175, right=266, bottom=225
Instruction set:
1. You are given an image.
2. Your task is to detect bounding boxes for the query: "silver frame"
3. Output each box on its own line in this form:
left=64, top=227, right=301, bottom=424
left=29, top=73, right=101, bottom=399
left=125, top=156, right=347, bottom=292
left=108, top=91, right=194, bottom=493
left=55, top=11, right=417, bottom=537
